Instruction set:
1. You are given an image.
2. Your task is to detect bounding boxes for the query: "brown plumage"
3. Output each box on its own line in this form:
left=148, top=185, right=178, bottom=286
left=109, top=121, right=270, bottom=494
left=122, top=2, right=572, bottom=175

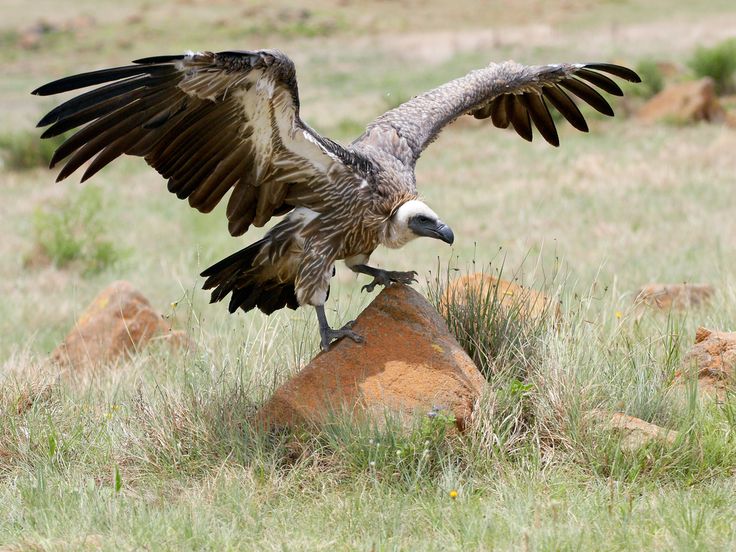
left=33, top=50, right=640, bottom=350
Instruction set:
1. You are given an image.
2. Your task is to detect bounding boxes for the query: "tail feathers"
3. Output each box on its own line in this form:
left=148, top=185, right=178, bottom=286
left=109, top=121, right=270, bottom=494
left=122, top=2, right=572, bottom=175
left=201, top=239, right=299, bottom=315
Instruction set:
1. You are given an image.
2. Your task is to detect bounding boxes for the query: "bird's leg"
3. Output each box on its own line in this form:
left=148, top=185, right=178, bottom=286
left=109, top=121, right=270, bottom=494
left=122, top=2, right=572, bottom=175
left=315, top=305, right=364, bottom=352
left=352, top=264, right=418, bottom=293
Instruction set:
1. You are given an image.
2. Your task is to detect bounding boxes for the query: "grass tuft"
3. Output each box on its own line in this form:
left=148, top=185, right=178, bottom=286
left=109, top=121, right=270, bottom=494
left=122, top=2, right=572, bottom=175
left=0, top=131, right=65, bottom=171
left=28, top=185, right=124, bottom=275
left=625, top=59, right=665, bottom=99
left=688, top=38, right=736, bottom=95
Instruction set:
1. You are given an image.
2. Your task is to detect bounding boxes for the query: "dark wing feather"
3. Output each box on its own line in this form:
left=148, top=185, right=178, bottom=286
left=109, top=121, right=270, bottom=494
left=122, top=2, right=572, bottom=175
left=34, top=50, right=366, bottom=236
left=355, top=61, right=640, bottom=165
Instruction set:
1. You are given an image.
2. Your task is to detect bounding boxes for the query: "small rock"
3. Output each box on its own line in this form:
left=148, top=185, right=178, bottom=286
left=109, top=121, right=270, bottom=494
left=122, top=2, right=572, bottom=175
left=17, top=31, right=42, bottom=50
left=51, top=281, right=188, bottom=369
left=256, top=285, right=486, bottom=432
left=655, top=61, right=682, bottom=79
left=587, top=409, right=679, bottom=452
left=674, top=327, right=736, bottom=399
left=634, top=283, right=714, bottom=311
left=14, top=383, right=54, bottom=415
left=439, top=273, right=559, bottom=321
left=637, top=78, right=726, bottom=124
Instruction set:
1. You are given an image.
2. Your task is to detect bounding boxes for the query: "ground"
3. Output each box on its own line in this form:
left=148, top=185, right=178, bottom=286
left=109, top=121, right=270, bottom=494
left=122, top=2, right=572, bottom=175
left=1, top=1, right=736, bottom=550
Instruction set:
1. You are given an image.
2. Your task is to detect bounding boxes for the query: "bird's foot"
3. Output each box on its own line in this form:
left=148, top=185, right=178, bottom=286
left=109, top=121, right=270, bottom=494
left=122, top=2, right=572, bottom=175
left=361, top=269, right=418, bottom=293
left=320, top=319, right=364, bottom=352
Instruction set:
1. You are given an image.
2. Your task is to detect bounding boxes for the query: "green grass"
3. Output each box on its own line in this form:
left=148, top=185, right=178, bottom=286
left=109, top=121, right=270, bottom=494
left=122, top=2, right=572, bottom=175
left=2, top=283, right=736, bottom=549
left=29, top=184, right=124, bottom=275
left=688, top=38, right=736, bottom=95
left=623, top=59, right=665, bottom=100
left=0, top=130, right=65, bottom=171
left=2, top=0, right=736, bottom=549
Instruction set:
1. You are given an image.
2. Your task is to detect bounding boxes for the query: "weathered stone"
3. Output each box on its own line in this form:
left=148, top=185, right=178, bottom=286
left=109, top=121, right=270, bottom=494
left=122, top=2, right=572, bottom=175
left=674, top=327, right=736, bottom=399
left=634, top=283, right=714, bottom=311
left=256, top=285, right=486, bottom=432
left=637, top=78, right=726, bottom=124
left=439, top=273, right=559, bottom=321
left=51, top=281, right=186, bottom=369
left=587, top=409, right=679, bottom=453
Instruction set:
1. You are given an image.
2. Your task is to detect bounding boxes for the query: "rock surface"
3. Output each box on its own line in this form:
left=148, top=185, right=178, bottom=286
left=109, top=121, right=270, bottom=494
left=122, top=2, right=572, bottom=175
left=637, top=78, right=725, bottom=124
left=634, top=283, right=714, bottom=311
left=439, top=273, right=559, bottom=321
left=51, top=281, right=184, bottom=369
left=587, top=410, right=679, bottom=452
left=256, top=285, right=486, bottom=431
left=674, top=327, right=736, bottom=399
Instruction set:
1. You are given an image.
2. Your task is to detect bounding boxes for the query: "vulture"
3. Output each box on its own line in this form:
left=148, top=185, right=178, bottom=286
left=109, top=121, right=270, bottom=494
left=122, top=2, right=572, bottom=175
left=33, top=49, right=640, bottom=350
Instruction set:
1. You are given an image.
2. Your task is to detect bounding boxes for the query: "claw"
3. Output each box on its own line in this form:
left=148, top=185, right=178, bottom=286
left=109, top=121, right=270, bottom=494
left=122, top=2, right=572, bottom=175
left=360, top=269, right=418, bottom=293
left=320, top=324, right=364, bottom=352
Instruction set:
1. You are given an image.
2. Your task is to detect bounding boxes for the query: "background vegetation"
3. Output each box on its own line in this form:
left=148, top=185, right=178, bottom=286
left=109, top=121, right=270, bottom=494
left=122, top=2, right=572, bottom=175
left=1, top=0, right=736, bottom=549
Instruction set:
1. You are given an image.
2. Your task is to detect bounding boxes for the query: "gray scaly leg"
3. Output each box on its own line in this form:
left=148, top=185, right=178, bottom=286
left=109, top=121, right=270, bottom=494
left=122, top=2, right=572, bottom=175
left=315, top=305, right=364, bottom=351
left=352, top=264, right=418, bottom=293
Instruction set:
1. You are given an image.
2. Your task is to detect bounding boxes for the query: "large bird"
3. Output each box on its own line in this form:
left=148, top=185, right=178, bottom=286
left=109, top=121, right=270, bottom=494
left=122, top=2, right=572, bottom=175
left=33, top=50, right=639, bottom=350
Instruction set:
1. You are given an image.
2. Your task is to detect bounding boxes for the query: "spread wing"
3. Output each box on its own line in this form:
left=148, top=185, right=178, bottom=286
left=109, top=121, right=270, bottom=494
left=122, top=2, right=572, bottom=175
left=355, top=61, right=641, bottom=166
left=33, top=50, right=363, bottom=236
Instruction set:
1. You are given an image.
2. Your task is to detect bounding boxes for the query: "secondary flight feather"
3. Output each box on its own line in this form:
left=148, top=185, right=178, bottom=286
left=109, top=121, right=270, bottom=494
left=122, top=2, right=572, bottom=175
left=33, top=49, right=640, bottom=350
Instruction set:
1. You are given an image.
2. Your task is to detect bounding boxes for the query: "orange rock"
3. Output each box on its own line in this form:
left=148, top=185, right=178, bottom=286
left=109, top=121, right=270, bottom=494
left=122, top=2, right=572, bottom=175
left=655, top=61, right=682, bottom=79
left=51, top=281, right=184, bottom=369
left=674, top=327, right=736, bottom=399
left=637, top=78, right=725, bottom=124
left=586, top=409, right=679, bottom=452
left=439, top=273, right=558, bottom=321
left=256, top=285, right=486, bottom=431
left=634, top=283, right=714, bottom=311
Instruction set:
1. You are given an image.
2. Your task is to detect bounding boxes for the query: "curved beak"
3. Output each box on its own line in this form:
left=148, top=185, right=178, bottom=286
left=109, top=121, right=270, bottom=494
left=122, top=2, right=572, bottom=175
left=436, top=222, right=454, bottom=245
left=410, top=217, right=455, bottom=245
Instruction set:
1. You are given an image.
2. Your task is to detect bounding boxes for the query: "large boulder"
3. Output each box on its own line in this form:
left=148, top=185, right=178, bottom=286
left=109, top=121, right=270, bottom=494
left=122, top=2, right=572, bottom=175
left=51, top=281, right=186, bottom=370
left=637, top=78, right=726, bottom=124
left=256, top=285, right=486, bottom=431
left=439, top=273, right=559, bottom=321
left=674, top=327, right=736, bottom=399
left=634, top=283, right=714, bottom=311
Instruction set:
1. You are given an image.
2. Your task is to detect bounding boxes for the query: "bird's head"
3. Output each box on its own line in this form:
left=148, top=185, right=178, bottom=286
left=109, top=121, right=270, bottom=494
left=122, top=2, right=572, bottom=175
left=383, top=199, right=454, bottom=249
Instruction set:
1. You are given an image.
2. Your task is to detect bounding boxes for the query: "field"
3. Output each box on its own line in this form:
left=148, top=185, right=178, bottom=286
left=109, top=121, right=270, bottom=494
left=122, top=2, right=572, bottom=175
left=2, top=0, right=736, bottom=549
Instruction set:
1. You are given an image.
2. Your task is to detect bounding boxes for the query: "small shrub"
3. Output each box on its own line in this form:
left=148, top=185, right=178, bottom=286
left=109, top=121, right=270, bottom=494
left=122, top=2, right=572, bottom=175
left=688, top=38, right=736, bottom=95
left=0, top=130, right=66, bottom=171
left=30, top=185, right=123, bottom=275
left=627, top=59, right=665, bottom=99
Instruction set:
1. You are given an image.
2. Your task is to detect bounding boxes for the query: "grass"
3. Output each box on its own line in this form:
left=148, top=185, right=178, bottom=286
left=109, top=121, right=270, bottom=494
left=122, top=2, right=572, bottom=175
left=623, top=59, right=665, bottom=100
left=688, top=38, right=736, bottom=95
left=0, top=130, right=66, bottom=171
left=28, top=184, right=124, bottom=275
left=2, top=0, right=736, bottom=549
left=2, top=279, right=736, bottom=549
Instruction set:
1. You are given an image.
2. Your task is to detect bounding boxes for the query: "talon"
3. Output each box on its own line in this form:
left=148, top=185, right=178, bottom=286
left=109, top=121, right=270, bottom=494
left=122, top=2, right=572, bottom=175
left=321, top=328, right=364, bottom=351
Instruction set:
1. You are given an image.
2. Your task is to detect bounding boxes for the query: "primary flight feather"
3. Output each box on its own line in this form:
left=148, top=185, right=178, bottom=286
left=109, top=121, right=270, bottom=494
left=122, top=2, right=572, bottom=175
left=33, top=49, right=640, bottom=350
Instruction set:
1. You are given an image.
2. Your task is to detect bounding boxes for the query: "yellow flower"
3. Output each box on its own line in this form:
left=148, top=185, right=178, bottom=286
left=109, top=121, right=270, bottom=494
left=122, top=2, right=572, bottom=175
left=449, top=489, right=458, bottom=500
left=615, top=311, right=623, bottom=319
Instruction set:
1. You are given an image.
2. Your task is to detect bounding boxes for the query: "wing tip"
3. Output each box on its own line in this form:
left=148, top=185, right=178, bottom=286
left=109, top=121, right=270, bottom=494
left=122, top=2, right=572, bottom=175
left=585, top=62, right=642, bottom=83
